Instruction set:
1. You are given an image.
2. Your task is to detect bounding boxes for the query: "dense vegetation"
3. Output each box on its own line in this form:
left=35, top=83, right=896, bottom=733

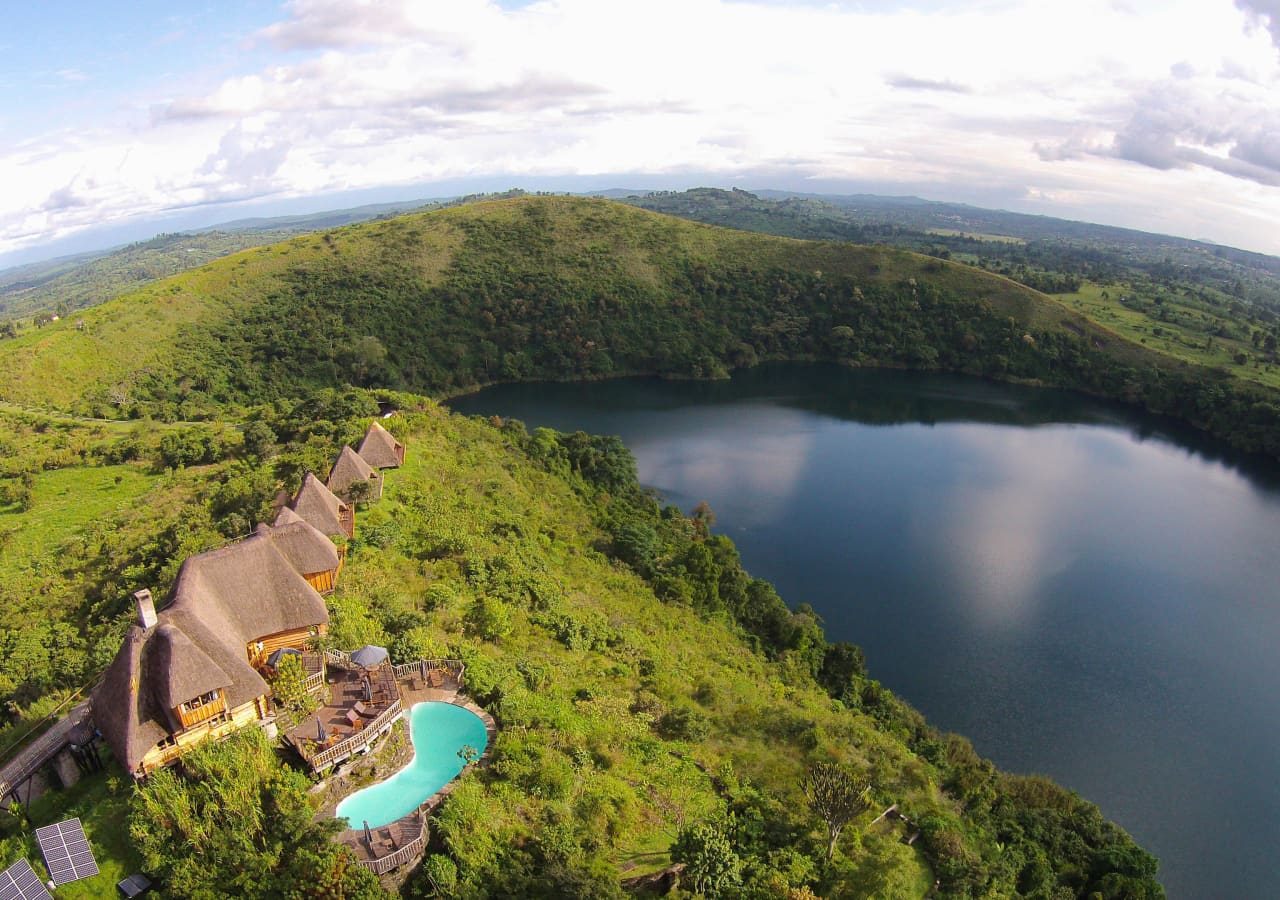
left=626, top=189, right=1280, bottom=392
left=1, top=196, right=1278, bottom=461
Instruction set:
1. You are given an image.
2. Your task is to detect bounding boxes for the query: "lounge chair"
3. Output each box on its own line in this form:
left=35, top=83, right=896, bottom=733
left=353, top=701, right=377, bottom=718
left=344, top=709, right=362, bottom=728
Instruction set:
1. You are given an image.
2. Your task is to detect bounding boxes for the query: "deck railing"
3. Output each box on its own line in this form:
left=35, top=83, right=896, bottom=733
left=360, top=827, right=426, bottom=875
left=323, top=648, right=353, bottom=667
left=391, top=658, right=466, bottom=684
left=309, top=698, right=402, bottom=771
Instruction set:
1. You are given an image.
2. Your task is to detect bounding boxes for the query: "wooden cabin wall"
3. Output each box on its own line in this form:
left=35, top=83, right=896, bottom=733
left=304, top=568, right=338, bottom=594
left=247, top=625, right=325, bottom=667
left=175, top=691, right=228, bottom=729
left=139, top=696, right=265, bottom=775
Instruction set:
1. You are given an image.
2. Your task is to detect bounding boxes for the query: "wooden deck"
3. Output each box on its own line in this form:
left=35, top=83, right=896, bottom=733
left=286, top=665, right=399, bottom=767
left=339, top=813, right=427, bottom=874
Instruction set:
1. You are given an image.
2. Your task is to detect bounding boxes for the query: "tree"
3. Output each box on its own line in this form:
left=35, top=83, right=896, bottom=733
left=241, top=420, right=277, bottom=459
left=348, top=335, right=388, bottom=385
left=671, top=822, right=743, bottom=898
left=346, top=478, right=374, bottom=505
left=132, top=728, right=386, bottom=899
left=269, top=653, right=316, bottom=714
left=802, top=762, right=872, bottom=860
left=818, top=642, right=867, bottom=701
left=465, top=596, right=513, bottom=643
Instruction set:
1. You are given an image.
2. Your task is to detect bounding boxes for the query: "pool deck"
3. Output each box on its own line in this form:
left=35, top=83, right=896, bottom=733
left=285, top=665, right=398, bottom=759
left=324, top=664, right=498, bottom=876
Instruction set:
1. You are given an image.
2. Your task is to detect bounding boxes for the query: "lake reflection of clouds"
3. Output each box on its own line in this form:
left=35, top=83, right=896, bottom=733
left=926, top=425, right=1085, bottom=630
left=630, top=402, right=818, bottom=528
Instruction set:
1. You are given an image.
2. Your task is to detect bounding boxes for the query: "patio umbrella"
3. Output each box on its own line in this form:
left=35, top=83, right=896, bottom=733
left=364, top=820, right=373, bottom=848
left=350, top=645, right=389, bottom=669
left=267, top=647, right=302, bottom=667
left=316, top=717, right=326, bottom=742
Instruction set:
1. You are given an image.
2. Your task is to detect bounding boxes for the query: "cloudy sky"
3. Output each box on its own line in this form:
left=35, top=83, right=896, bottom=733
left=3, top=0, right=1280, bottom=267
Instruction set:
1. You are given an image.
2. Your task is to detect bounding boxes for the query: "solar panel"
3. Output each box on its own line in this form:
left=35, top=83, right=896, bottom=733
left=34, top=818, right=98, bottom=886
left=0, top=859, right=51, bottom=900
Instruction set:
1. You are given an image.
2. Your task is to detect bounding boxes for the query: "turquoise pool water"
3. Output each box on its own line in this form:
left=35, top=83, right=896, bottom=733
left=335, top=701, right=488, bottom=830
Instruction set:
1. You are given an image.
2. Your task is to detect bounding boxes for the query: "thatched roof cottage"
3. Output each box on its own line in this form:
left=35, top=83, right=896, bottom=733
left=328, top=445, right=382, bottom=502
left=357, top=421, right=405, bottom=469
left=290, top=472, right=355, bottom=540
left=92, top=523, right=331, bottom=778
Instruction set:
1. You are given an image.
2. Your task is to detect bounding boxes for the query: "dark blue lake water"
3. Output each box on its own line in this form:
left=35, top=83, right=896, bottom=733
left=450, top=364, right=1280, bottom=899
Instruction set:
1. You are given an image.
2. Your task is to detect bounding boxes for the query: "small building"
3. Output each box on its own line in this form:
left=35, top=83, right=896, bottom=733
left=328, top=445, right=382, bottom=502
left=92, top=526, right=330, bottom=779
left=290, top=472, right=355, bottom=541
left=262, top=513, right=342, bottom=594
left=357, top=421, right=406, bottom=469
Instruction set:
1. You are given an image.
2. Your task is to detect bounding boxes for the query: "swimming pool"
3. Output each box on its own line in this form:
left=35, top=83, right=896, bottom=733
left=335, top=701, right=488, bottom=830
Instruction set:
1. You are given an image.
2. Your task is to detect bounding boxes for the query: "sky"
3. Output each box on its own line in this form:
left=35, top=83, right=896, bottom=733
left=2, top=0, right=1280, bottom=268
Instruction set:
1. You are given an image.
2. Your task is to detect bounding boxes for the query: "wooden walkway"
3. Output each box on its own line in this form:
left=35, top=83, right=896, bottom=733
left=0, top=702, right=93, bottom=801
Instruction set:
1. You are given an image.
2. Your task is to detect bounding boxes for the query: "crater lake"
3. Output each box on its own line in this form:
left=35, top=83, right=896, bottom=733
left=450, top=363, right=1280, bottom=899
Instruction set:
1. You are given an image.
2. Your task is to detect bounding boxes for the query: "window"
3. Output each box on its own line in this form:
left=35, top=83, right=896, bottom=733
left=181, top=690, right=222, bottom=712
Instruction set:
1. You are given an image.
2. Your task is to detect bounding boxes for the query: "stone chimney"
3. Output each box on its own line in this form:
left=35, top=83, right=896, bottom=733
left=134, top=589, right=157, bottom=629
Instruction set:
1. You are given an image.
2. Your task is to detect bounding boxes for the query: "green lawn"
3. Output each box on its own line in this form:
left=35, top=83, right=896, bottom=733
left=0, top=464, right=158, bottom=583
left=1054, top=280, right=1280, bottom=389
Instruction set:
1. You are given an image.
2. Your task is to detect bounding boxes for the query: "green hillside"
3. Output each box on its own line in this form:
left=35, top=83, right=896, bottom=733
left=1, top=195, right=1276, bottom=459
left=0, top=397, right=1164, bottom=898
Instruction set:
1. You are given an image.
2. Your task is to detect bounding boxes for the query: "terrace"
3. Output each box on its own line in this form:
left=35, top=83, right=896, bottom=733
left=290, top=655, right=476, bottom=875
left=285, top=652, right=402, bottom=772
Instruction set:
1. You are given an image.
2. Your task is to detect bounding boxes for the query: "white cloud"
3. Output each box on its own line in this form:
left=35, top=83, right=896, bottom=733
left=2, top=0, right=1280, bottom=257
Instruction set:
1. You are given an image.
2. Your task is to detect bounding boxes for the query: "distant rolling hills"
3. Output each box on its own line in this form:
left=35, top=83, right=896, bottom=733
left=1, top=195, right=1277, bottom=458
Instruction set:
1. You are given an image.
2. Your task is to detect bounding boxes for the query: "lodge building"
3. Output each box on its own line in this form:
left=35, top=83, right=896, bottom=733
left=91, top=422, right=404, bottom=778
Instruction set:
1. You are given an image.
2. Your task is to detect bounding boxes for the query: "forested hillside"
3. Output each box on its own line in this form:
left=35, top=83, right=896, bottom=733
left=1, top=196, right=1278, bottom=459
left=0, top=389, right=1164, bottom=897
left=625, top=189, right=1280, bottom=392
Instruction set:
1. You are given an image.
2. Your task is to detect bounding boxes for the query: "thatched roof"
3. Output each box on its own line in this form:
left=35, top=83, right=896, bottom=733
left=258, top=520, right=338, bottom=576
left=290, top=472, right=350, bottom=538
left=93, top=626, right=169, bottom=775
left=92, top=528, right=329, bottom=774
left=327, top=445, right=380, bottom=500
left=273, top=505, right=305, bottom=527
left=357, top=421, right=404, bottom=469
left=147, top=623, right=232, bottom=717
left=168, top=531, right=329, bottom=643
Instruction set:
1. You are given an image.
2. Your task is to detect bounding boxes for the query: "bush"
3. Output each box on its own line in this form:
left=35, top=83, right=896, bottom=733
left=466, top=597, right=514, bottom=643
left=657, top=705, right=711, bottom=742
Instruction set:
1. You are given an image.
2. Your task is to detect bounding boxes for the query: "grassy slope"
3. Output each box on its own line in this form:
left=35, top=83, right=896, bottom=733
left=0, top=197, right=1149, bottom=413
left=0, top=465, right=157, bottom=582
left=1056, top=279, right=1280, bottom=390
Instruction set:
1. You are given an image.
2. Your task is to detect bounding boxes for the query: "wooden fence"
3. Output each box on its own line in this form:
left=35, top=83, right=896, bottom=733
left=360, top=825, right=427, bottom=875
left=391, top=658, right=466, bottom=684
left=309, top=699, right=403, bottom=771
